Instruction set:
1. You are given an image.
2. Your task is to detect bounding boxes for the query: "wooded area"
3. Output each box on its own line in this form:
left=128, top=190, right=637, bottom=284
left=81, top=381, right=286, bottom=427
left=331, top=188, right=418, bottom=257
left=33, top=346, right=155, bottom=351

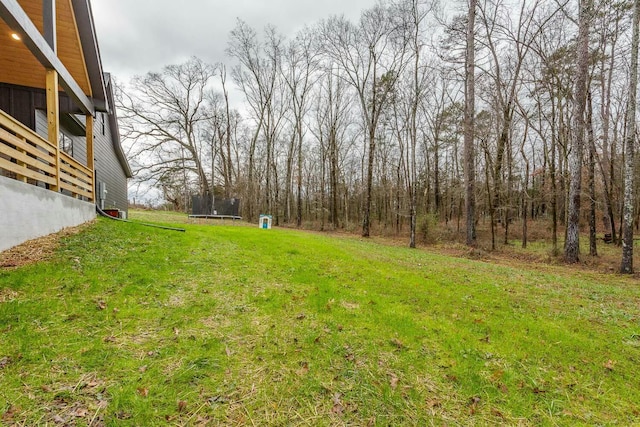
left=117, top=0, right=640, bottom=271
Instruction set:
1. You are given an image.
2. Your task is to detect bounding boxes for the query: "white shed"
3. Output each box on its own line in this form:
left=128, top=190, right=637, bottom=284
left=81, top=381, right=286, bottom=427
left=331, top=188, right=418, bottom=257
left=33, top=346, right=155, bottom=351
left=259, top=214, right=273, bottom=229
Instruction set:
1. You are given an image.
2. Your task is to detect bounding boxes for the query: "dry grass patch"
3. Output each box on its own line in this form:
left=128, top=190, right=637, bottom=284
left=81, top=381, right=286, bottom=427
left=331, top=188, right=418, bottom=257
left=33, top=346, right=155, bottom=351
left=0, top=222, right=92, bottom=270
left=0, top=288, right=19, bottom=303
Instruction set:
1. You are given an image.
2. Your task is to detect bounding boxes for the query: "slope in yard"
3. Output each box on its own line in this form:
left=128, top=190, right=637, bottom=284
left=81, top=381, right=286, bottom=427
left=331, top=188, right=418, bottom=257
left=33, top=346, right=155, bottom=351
left=1, top=216, right=639, bottom=425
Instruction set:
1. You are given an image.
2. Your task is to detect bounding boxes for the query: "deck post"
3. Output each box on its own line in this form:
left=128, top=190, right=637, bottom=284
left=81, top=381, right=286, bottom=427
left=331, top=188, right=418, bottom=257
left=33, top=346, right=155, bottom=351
left=44, top=0, right=60, bottom=191
left=86, top=114, right=94, bottom=201
left=46, top=69, right=60, bottom=191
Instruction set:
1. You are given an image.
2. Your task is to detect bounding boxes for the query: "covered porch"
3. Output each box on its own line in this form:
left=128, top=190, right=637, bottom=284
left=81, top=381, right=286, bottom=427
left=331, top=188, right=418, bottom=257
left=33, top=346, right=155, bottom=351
left=0, top=0, right=108, bottom=202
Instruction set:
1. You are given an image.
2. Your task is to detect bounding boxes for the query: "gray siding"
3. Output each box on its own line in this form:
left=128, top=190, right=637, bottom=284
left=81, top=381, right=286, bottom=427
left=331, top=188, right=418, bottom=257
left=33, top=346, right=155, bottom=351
left=93, top=112, right=128, bottom=214
left=34, top=110, right=88, bottom=167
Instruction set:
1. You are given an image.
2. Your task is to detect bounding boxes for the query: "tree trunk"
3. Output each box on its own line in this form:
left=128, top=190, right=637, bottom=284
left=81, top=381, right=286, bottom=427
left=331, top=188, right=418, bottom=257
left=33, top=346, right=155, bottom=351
left=464, top=0, right=477, bottom=246
left=520, top=122, right=530, bottom=250
left=330, top=130, right=339, bottom=228
left=363, top=125, right=376, bottom=237
left=221, top=67, right=234, bottom=196
left=587, top=92, right=597, bottom=257
left=565, top=0, right=592, bottom=263
left=284, top=132, right=296, bottom=223
left=621, top=0, right=639, bottom=273
left=484, top=142, right=496, bottom=251
left=296, top=123, right=303, bottom=227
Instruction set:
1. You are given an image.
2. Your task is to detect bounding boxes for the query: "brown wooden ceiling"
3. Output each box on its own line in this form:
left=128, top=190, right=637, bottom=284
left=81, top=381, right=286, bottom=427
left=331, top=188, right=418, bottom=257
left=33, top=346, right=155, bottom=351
left=0, top=0, right=91, bottom=97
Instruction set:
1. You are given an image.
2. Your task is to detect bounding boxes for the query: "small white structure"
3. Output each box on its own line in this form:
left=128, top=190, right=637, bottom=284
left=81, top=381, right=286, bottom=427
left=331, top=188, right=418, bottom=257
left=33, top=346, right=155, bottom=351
left=259, top=214, right=273, bottom=229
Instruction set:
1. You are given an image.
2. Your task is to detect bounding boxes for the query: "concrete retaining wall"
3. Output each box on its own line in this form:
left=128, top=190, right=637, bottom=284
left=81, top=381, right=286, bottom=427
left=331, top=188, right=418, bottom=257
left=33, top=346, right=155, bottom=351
left=0, top=176, right=96, bottom=252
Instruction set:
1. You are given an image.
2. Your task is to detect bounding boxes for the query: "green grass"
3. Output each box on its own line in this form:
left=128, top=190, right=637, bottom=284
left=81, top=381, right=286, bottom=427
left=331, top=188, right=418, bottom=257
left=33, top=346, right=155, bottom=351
left=1, top=213, right=640, bottom=425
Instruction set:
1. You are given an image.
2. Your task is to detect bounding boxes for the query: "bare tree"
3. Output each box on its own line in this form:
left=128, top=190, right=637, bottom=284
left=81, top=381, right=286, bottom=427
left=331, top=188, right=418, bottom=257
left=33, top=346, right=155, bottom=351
left=118, top=57, right=216, bottom=206
left=281, top=27, right=320, bottom=226
left=595, top=1, right=629, bottom=245
left=320, top=3, right=410, bottom=237
left=311, top=65, right=354, bottom=229
left=565, top=0, right=593, bottom=263
left=464, top=0, right=477, bottom=246
left=218, top=64, right=236, bottom=197
left=621, top=0, right=639, bottom=273
left=227, top=20, right=283, bottom=222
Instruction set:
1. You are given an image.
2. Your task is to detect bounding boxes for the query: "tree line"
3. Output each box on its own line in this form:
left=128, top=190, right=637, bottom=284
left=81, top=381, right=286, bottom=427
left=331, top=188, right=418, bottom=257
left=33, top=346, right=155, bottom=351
left=117, top=0, right=640, bottom=271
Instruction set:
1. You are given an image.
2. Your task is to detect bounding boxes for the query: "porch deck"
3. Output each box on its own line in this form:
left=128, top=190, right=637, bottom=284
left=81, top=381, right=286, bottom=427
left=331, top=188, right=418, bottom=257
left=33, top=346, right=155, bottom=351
left=0, top=109, right=93, bottom=202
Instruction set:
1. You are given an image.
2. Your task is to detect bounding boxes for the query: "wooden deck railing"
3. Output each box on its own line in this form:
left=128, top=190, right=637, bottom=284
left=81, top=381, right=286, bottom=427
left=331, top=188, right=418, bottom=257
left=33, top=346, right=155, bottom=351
left=60, top=151, right=94, bottom=200
left=0, top=109, right=94, bottom=202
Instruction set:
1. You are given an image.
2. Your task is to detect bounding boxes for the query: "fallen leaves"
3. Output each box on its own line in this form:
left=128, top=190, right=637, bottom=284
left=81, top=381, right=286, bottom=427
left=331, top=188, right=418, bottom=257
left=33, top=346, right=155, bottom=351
left=331, top=393, right=344, bottom=415
left=389, top=373, right=399, bottom=389
left=604, top=359, right=616, bottom=371
left=71, top=406, right=89, bottom=418
left=344, top=350, right=355, bottom=362
left=137, top=387, right=149, bottom=398
left=116, top=411, right=132, bottom=420
left=44, top=375, right=108, bottom=425
left=491, top=408, right=505, bottom=419
left=2, top=406, right=19, bottom=422
left=390, top=338, right=405, bottom=349
left=426, top=398, right=441, bottom=409
left=0, top=356, right=12, bottom=369
left=468, top=396, right=481, bottom=414
left=296, top=361, right=309, bottom=376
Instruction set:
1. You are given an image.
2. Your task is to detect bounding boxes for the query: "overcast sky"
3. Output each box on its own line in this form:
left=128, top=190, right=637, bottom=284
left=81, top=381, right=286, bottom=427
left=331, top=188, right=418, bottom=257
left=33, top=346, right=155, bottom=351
left=91, top=0, right=378, bottom=83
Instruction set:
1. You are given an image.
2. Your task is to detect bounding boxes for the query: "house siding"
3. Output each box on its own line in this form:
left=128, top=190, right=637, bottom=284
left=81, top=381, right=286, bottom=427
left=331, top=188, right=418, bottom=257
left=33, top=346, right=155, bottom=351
left=94, top=112, right=128, bottom=215
left=34, top=110, right=88, bottom=167
left=0, top=83, right=80, bottom=126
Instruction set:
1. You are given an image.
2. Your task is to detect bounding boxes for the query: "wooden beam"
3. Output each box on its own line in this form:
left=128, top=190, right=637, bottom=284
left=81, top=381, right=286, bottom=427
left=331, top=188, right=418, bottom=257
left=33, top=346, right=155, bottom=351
left=0, top=0, right=95, bottom=115
left=47, top=68, right=60, bottom=191
left=43, top=0, right=56, bottom=51
left=86, top=113, right=94, bottom=201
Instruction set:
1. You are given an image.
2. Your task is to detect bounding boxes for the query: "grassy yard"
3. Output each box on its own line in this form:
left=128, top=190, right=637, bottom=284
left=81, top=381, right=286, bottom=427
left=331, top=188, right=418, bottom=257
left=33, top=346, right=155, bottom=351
left=1, top=212, right=640, bottom=426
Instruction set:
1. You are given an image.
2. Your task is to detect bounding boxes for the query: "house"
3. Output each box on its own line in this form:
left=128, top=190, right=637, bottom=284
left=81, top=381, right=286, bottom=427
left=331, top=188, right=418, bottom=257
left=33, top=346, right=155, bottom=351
left=0, top=0, right=131, bottom=252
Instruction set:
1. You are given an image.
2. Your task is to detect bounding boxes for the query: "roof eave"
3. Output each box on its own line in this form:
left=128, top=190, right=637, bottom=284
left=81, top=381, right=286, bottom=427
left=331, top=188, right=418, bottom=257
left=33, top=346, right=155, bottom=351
left=0, top=0, right=95, bottom=115
left=71, top=0, right=109, bottom=113
left=105, top=74, right=132, bottom=178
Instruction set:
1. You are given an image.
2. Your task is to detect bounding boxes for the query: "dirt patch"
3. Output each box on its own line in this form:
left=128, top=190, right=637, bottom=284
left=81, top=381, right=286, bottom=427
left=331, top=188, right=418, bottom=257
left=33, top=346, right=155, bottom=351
left=0, top=222, right=93, bottom=270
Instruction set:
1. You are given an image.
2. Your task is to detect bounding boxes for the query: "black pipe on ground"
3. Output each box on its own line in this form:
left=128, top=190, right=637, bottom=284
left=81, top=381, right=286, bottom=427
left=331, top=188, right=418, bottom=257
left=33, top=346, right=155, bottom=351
left=95, top=205, right=186, bottom=232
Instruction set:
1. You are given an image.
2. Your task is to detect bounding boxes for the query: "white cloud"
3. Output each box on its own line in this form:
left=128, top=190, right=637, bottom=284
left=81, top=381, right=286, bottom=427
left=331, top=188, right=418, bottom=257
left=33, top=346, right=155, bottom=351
left=91, top=0, right=377, bottom=81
